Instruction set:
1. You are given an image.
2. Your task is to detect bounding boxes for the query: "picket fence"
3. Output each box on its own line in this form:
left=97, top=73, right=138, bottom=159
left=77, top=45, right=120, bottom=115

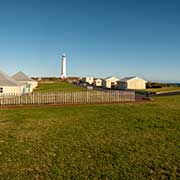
left=0, top=90, right=135, bottom=106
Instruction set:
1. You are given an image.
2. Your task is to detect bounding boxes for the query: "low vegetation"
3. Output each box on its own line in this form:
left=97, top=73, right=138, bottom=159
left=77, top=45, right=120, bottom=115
left=146, top=82, right=179, bottom=88
left=145, top=82, right=180, bottom=93
left=0, top=96, right=180, bottom=179
left=145, top=86, right=180, bottom=93
left=34, top=81, right=86, bottom=92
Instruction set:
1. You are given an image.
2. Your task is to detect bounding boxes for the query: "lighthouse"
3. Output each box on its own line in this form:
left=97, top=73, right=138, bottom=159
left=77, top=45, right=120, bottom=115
left=61, top=54, right=67, bottom=79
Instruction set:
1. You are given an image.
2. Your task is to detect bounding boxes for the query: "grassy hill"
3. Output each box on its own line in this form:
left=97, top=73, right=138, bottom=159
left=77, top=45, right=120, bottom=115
left=34, top=81, right=86, bottom=92
left=136, top=86, right=180, bottom=95
left=145, top=82, right=180, bottom=93
left=0, top=96, right=180, bottom=179
left=145, top=87, right=180, bottom=93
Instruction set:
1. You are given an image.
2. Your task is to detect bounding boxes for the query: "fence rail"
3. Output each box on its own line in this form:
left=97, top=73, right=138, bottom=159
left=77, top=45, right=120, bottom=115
left=0, top=91, right=135, bottom=106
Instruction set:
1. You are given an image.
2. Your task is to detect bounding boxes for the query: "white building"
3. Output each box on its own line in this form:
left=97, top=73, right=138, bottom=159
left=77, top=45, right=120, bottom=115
left=118, top=76, right=147, bottom=90
left=61, top=54, right=67, bottom=79
left=0, top=70, right=23, bottom=95
left=94, top=78, right=102, bottom=87
left=82, top=77, right=94, bottom=85
left=103, top=76, right=119, bottom=89
left=12, top=71, right=38, bottom=93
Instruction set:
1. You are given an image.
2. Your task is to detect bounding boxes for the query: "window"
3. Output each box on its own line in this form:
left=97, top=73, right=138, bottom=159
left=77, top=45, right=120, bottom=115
left=0, top=88, right=3, bottom=93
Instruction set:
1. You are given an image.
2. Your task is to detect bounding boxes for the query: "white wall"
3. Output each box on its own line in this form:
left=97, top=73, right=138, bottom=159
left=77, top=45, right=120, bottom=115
left=83, top=77, right=94, bottom=85
left=103, top=79, right=118, bottom=88
left=94, top=79, right=102, bottom=86
left=17, top=81, right=38, bottom=92
left=0, top=86, right=22, bottom=95
left=0, top=81, right=38, bottom=95
left=127, top=78, right=146, bottom=89
left=118, top=78, right=147, bottom=90
left=30, top=81, right=38, bottom=91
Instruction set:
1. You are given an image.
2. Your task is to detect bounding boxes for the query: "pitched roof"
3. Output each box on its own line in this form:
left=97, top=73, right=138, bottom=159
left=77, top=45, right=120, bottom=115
left=94, top=78, right=103, bottom=81
left=0, top=70, right=20, bottom=86
left=105, top=76, right=119, bottom=81
left=120, top=76, right=147, bottom=82
left=12, top=71, right=34, bottom=82
left=120, top=76, right=137, bottom=82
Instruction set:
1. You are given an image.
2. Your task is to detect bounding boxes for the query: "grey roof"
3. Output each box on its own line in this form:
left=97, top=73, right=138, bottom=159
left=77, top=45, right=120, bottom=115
left=105, top=76, right=119, bottom=80
left=120, top=76, right=137, bottom=82
left=12, top=71, right=34, bottom=82
left=0, top=70, right=20, bottom=86
left=94, top=78, right=103, bottom=80
left=120, top=76, right=147, bottom=82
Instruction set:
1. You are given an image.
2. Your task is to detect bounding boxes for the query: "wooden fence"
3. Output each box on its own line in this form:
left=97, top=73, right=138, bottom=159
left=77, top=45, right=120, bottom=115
left=0, top=90, right=135, bottom=106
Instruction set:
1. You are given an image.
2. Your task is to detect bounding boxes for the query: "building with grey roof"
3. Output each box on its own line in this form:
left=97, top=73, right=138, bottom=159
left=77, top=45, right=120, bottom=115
left=0, top=70, right=22, bottom=95
left=12, top=71, right=34, bottom=82
left=118, top=76, right=147, bottom=90
left=12, top=71, right=38, bottom=93
left=103, top=76, right=119, bottom=89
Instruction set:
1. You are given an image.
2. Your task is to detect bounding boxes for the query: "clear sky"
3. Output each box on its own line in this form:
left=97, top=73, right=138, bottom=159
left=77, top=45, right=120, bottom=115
left=0, top=0, right=179, bottom=82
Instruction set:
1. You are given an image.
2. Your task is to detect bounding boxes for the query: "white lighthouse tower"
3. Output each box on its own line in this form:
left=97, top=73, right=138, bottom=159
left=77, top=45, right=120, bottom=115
left=61, top=53, right=67, bottom=79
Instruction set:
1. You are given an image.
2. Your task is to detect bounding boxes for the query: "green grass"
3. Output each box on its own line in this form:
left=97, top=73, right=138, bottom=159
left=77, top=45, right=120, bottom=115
left=34, top=81, right=86, bottom=92
left=144, top=87, right=180, bottom=93
left=0, top=96, right=180, bottom=179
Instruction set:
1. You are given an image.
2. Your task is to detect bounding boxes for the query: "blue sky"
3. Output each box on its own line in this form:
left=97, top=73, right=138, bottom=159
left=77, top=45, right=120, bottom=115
left=0, top=0, right=180, bottom=82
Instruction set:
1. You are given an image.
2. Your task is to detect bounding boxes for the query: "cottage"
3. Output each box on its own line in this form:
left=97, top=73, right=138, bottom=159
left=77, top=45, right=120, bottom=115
left=94, top=78, right=102, bottom=87
left=0, top=70, right=23, bottom=95
left=12, top=71, right=38, bottom=93
left=118, top=76, right=147, bottom=90
left=82, top=77, right=94, bottom=85
left=103, top=76, right=119, bottom=89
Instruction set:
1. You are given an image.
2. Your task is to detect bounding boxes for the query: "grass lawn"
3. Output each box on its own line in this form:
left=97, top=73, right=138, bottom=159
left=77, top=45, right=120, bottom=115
left=34, top=81, right=86, bottom=92
left=0, top=96, right=180, bottom=179
left=143, top=87, right=180, bottom=93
